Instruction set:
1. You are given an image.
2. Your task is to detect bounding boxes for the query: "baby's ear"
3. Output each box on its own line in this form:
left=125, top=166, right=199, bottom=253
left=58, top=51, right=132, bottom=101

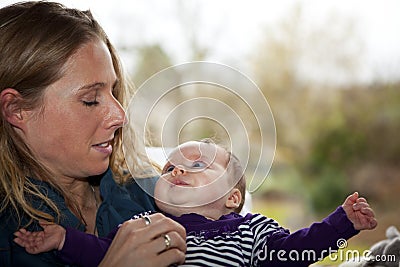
left=225, top=188, right=242, bottom=210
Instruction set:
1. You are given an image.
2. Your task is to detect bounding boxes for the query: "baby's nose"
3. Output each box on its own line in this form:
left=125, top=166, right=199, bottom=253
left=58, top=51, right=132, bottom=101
left=171, top=166, right=187, bottom=177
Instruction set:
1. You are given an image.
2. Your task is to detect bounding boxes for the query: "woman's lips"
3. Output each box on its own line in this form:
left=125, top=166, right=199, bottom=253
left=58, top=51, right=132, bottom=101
left=92, top=141, right=112, bottom=154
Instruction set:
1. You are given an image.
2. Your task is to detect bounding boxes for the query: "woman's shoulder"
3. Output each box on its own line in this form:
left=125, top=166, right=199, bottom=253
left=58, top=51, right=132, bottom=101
left=100, top=168, right=158, bottom=197
left=96, top=170, right=157, bottom=234
left=122, top=176, right=158, bottom=210
left=124, top=176, right=159, bottom=194
left=101, top=168, right=159, bottom=193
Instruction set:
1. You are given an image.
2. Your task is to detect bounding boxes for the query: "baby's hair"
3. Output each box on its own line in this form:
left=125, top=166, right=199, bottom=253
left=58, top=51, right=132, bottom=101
left=199, top=138, right=246, bottom=213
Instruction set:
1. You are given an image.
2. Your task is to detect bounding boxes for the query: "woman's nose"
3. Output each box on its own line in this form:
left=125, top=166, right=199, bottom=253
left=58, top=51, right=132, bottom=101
left=104, top=95, right=127, bottom=129
left=171, top=166, right=187, bottom=177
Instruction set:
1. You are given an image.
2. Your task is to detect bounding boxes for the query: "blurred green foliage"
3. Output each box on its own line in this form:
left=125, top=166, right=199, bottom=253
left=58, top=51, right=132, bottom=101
left=127, top=2, right=400, bottom=220
left=278, top=85, right=400, bottom=214
left=250, top=5, right=400, bottom=215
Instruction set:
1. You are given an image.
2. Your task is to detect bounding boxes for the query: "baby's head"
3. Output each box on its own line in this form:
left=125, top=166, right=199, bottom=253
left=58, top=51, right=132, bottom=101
left=154, top=140, right=246, bottom=219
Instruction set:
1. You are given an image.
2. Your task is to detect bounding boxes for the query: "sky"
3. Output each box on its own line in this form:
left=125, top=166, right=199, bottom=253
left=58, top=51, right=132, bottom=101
left=2, top=0, right=400, bottom=84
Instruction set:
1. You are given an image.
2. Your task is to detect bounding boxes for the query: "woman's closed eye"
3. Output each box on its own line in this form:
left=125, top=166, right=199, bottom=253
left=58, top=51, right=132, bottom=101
left=82, top=100, right=99, bottom=107
left=81, top=88, right=99, bottom=107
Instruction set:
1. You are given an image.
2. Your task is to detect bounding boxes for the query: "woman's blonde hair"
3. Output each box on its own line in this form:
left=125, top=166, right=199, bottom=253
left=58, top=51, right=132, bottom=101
left=0, top=1, right=147, bottom=227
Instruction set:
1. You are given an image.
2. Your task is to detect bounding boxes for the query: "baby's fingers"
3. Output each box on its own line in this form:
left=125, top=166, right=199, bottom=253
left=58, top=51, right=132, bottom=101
left=344, top=192, right=358, bottom=205
left=14, top=229, right=30, bottom=242
left=353, top=202, right=370, bottom=211
left=356, top=197, right=367, bottom=204
left=13, top=232, right=31, bottom=247
left=16, top=228, right=32, bottom=237
left=360, top=207, right=375, bottom=218
left=367, top=217, right=378, bottom=229
left=13, top=235, right=24, bottom=246
left=18, top=228, right=27, bottom=234
left=13, top=238, right=25, bottom=248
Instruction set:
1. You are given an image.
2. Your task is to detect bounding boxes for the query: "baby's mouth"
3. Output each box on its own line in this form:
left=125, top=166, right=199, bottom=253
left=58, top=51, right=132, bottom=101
left=171, top=179, right=190, bottom=186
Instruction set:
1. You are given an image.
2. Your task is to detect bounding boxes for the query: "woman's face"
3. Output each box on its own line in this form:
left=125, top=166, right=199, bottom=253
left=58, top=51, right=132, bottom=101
left=22, top=40, right=126, bottom=180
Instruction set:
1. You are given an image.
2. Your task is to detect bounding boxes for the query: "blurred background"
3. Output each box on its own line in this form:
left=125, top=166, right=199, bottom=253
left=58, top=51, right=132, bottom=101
left=2, top=0, right=399, bottom=265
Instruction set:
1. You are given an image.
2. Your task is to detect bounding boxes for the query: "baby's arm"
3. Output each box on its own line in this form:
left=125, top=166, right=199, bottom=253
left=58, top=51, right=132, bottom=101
left=14, top=221, right=117, bottom=267
left=14, top=221, right=65, bottom=254
left=58, top=226, right=116, bottom=267
left=341, top=192, right=377, bottom=230
left=256, top=192, right=377, bottom=266
left=262, top=206, right=358, bottom=266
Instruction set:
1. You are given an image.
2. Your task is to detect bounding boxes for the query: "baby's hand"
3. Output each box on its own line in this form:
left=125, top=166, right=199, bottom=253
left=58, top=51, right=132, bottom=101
left=13, top=221, right=66, bottom=254
left=342, top=192, right=377, bottom=231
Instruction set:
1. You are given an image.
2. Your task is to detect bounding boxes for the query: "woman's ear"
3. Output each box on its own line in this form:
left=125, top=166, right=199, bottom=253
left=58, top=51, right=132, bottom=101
left=225, top=188, right=242, bottom=210
left=1, top=88, right=26, bottom=129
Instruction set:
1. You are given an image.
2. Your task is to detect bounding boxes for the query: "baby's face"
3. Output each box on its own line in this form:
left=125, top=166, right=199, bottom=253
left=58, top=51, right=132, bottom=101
left=154, top=141, right=233, bottom=213
left=162, top=141, right=228, bottom=187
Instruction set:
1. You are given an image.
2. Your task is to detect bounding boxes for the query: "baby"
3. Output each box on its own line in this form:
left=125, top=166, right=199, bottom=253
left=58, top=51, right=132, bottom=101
left=14, top=140, right=377, bottom=266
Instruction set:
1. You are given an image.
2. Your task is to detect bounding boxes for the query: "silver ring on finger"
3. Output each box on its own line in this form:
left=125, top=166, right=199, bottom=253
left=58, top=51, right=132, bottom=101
left=163, top=234, right=171, bottom=250
left=141, top=215, right=151, bottom=226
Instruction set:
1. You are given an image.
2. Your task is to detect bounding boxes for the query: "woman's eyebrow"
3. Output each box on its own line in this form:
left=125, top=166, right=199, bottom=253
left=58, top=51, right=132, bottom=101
left=78, top=79, right=118, bottom=91
left=78, top=82, right=106, bottom=91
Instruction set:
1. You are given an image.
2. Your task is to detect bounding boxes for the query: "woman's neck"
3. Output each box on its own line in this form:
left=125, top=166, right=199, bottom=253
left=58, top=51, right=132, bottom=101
left=62, top=178, right=101, bottom=234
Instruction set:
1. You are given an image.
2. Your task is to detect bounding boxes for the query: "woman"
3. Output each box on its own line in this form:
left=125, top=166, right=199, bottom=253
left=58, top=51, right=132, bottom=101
left=0, top=2, right=186, bottom=266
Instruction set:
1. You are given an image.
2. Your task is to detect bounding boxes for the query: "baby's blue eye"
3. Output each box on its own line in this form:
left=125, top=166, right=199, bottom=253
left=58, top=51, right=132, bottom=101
left=192, top=161, right=206, bottom=168
left=165, top=165, right=175, bottom=172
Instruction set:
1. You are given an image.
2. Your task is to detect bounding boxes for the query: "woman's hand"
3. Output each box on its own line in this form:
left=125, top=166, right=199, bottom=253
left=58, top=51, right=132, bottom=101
left=99, top=213, right=186, bottom=267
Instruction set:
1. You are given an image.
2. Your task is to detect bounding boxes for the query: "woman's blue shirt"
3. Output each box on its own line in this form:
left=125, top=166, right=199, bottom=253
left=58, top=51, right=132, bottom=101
left=0, top=168, right=157, bottom=267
